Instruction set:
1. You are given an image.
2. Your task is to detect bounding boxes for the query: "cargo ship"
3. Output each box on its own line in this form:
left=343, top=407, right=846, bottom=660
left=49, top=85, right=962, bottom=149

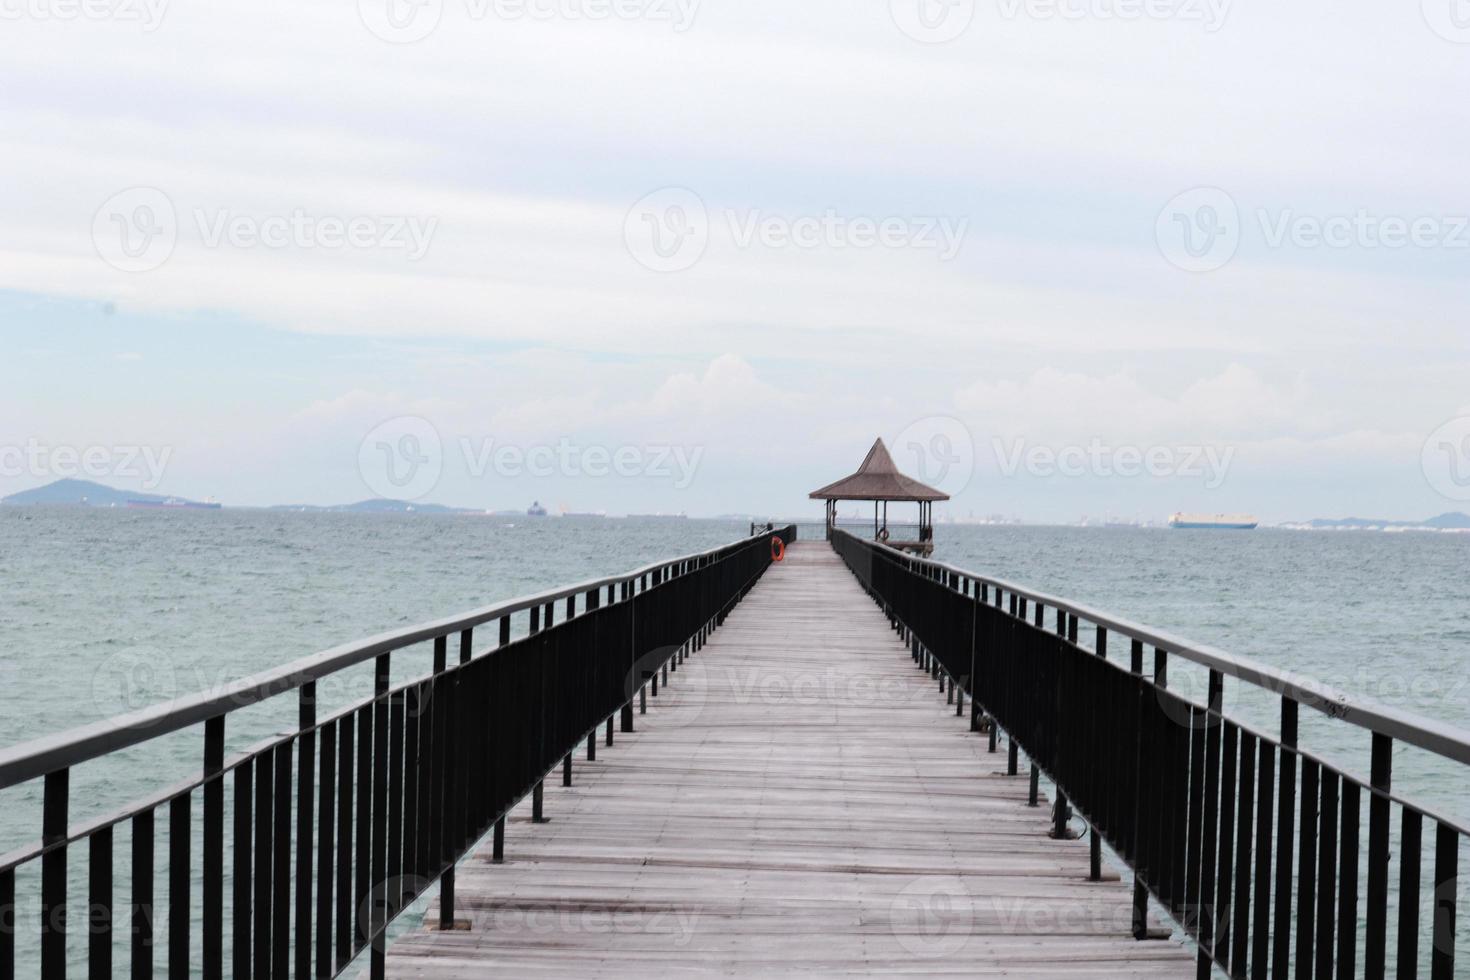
left=527, top=501, right=548, bottom=517
left=126, top=497, right=223, bottom=511
left=1169, top=512, right=1258, bottom=530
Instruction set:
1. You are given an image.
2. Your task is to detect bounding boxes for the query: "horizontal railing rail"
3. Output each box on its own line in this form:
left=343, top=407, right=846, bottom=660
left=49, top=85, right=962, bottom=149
left=0, top=526, right=794, bottom=979
left=749, top=520, right=922, bottom=541
left=831, top=529, right=1465, bottom=980
left=747, top=521, right=800, bottom=543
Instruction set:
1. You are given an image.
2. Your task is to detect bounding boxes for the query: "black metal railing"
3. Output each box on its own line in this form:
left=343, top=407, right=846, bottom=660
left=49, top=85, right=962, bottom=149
left=746, top=522, right=799, bottom=543
left=750, top=519, right=920, bottom=542
left=832, top=529, right=1466, bottom=980
left=0, top=527, right=793, bottom=979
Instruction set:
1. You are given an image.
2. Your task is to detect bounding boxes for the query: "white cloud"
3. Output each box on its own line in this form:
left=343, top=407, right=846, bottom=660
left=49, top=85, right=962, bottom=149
left=2, top=0, right=1468, bottom=518
left=954, top=363, right=1322, bottom=443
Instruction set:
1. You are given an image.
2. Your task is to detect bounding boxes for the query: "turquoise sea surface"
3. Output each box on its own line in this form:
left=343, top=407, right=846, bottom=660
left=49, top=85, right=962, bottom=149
left=0, top=509, right=1466, bottom=973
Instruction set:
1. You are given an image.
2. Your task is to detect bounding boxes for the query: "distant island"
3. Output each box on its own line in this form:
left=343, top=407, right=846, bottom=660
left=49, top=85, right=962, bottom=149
left=14, top=478, right=1470, bottom=531
left=1282, top=512, right=1470, bottom=532
left=2, top=479, right=591, bottom=518
left=0, top=478, right=219, bottom=509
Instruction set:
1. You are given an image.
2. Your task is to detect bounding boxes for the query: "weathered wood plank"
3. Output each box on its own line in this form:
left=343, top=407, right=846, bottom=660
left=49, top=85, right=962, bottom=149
left=385, top=543, right=1192, bottom=977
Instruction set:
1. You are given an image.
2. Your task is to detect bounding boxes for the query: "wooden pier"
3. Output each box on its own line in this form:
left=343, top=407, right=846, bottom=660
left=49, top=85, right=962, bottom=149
left=386, top=544, right=1193, bottom=977
left=2, top=523, right=1462, bottom=978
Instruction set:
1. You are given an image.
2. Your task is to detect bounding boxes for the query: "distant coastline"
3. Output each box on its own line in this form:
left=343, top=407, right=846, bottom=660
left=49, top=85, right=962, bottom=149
left=1278, top=512, right=1470, bottom=533
left=6, top=479, right=1469, bottom=532
left=1, top=479, right=709, bottom=520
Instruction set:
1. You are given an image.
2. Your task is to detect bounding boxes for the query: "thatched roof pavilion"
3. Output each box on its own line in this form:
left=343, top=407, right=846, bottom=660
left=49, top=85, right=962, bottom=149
left=810, top=438, right=947, bottom=554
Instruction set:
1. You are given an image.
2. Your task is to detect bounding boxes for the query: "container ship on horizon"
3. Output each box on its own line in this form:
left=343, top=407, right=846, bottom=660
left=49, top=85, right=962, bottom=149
left=1168, top=512, right=1258, bottom=530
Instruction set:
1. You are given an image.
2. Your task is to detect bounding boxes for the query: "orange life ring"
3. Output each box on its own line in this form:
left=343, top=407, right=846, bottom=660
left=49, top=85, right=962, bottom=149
left=771, top=537, right=786, bottom=562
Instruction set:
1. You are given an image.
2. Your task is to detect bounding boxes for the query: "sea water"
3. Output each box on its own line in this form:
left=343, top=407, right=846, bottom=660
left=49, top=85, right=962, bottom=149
left=0, top=510, right=1465, bottom=973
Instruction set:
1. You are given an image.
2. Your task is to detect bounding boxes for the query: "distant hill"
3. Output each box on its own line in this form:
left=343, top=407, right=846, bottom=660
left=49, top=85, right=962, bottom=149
left=1, top=478, right=211, bottom=508
left=2, top=480, right=483, bottom=514
left=1295, top=512, right=1470, bottom=530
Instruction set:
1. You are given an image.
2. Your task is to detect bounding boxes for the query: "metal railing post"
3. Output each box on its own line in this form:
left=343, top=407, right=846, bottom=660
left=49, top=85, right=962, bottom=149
left=1131, top=638, right=1149, bottom=939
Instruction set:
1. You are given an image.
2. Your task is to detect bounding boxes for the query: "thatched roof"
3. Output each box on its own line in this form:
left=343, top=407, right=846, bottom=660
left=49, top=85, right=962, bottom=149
left=809, top=438, right=950, bottom=502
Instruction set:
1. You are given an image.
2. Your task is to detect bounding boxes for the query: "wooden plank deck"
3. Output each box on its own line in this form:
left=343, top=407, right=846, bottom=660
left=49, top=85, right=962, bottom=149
left=385, top=542, right=1194, bottom=977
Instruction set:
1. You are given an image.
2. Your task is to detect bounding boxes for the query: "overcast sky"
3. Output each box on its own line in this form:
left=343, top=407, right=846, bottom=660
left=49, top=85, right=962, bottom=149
left=2, top=0, right=1468, bottom=521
